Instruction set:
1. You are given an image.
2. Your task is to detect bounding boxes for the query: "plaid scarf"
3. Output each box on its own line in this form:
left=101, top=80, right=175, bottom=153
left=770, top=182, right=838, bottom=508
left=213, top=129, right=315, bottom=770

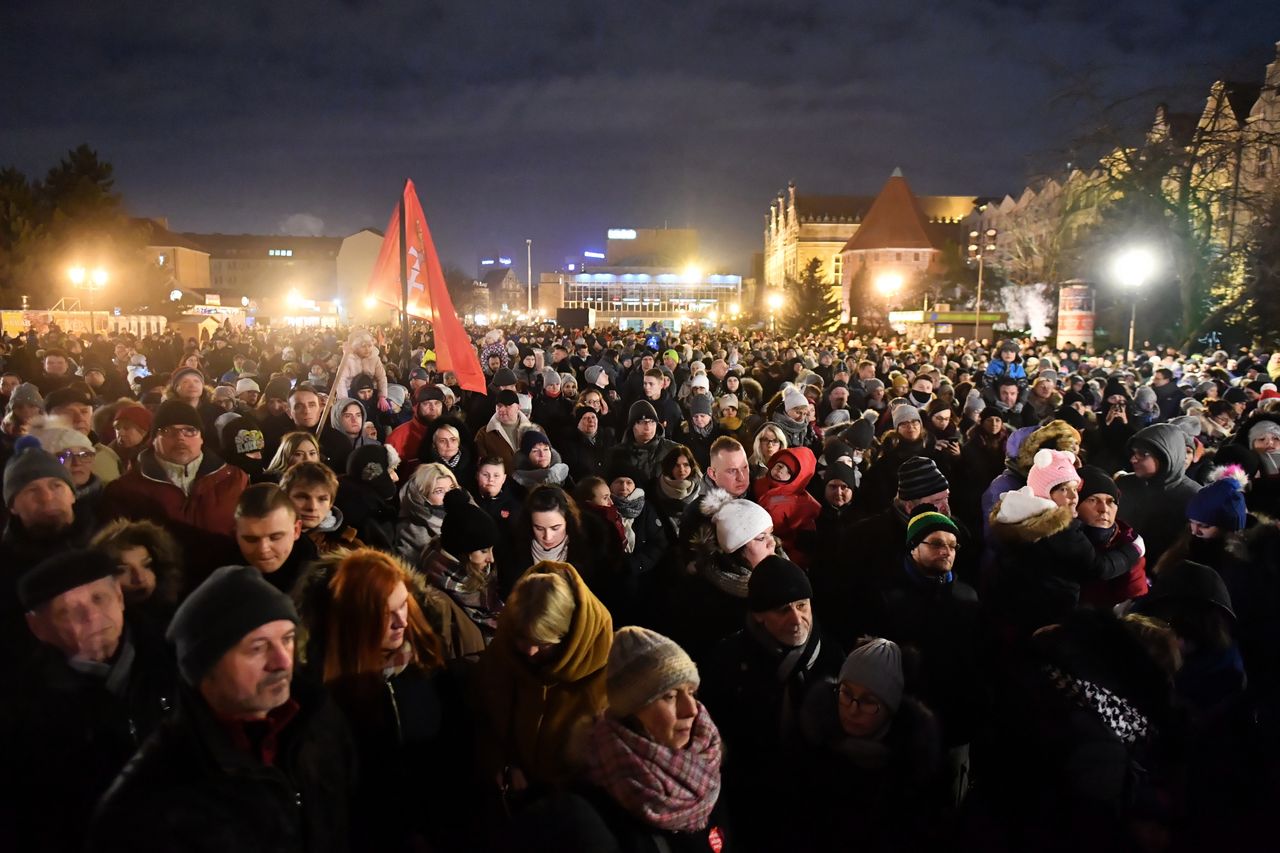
left=587, top=703, right=723, bottom=832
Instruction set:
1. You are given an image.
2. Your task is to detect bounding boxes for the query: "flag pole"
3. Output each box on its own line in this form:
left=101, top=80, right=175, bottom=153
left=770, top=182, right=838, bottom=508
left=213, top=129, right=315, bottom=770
left=399, top=180, right=412, bottom=381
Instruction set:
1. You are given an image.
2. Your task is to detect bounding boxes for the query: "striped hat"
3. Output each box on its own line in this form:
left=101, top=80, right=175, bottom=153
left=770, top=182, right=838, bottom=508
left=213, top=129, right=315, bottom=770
left=897, top=456, right=948, bottom=501
left=906, top=507, right=959, bottom=547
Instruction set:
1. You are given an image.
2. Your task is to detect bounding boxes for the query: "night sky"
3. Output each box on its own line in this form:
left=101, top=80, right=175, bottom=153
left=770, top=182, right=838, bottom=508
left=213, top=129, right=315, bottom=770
left=5, top=1, right=1280, bottom=279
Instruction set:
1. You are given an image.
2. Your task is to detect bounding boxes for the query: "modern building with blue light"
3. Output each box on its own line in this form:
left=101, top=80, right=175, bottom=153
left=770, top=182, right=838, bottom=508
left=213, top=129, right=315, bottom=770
left=537, top=227, right=744, bottom=330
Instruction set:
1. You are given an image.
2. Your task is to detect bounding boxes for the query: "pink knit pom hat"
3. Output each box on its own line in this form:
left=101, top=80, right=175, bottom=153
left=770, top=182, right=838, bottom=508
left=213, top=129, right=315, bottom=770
left=1027, top=448, right=1081, bottom=499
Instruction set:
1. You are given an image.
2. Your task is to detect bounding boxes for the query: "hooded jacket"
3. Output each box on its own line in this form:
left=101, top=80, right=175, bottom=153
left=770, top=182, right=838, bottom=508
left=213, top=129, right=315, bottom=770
left=320, top=397, right=379, bottom=473
left=753, top=447, right=821, bottom=566
left=1116, top=423, right=1201, bottom=569
left=472, top=561, right=612, bottom=789
left=607, top=400, right=677, bottom=482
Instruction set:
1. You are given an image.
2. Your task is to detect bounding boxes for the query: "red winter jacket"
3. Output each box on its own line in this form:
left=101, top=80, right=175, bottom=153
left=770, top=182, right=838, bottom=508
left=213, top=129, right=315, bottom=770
left=104, top=448, right=249, bottom=540
left=754, top=447, right=822, bottom=566
left=1079, top=519, right=1149, bottom=607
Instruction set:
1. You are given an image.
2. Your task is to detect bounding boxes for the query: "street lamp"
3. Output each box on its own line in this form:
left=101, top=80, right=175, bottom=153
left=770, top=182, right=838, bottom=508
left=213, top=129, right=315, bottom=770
left=1111, top=247, right=1156, bottom=358
left=69, top=265, right=108, bottom=333
left=968, top=227, right=997, bottom=341
left=526, top=238, right=533, bottom=314
left=766, top=291, right=783, bottom=331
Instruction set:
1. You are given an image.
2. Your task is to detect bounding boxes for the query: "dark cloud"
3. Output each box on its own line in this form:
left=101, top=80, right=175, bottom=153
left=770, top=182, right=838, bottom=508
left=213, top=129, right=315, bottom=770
left=3, top=0, right=1279, bottom=276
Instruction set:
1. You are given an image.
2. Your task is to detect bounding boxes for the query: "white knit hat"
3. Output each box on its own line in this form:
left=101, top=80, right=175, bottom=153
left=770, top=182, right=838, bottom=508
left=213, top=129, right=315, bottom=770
left=691, top=374, right=710, bottom=390
left=27, top=418, right=93, bottom=454
left=782, top=386, right=808, bottom=412
left=236, top=377, right=260, bottom=395
left=702, top=490, right=773, bottom=553
left=606, top=627, right=700, bottom=718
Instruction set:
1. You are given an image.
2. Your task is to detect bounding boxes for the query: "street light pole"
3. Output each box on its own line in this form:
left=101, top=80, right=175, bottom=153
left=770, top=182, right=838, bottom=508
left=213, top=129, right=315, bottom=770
left=968, top=228, right=997, bottom=342
left=1111, top=247, right=1156, bottom=362
left=526, top=238, right=533, bottom=314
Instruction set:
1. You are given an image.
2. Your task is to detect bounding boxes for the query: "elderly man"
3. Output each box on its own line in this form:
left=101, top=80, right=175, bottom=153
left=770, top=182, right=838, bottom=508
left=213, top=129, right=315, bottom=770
left=474, top=389, right=539, bottom=473
left=44, top=382, right=123, bottom=483
left=700, top=556, right=841, bottom=853
left=91, top=565, right=356, bottom=852
left=1, top=442, right=96, bottom=654
left=105, top=401, right=248, bottom=561
left=5, top=550, right=176, bottom=853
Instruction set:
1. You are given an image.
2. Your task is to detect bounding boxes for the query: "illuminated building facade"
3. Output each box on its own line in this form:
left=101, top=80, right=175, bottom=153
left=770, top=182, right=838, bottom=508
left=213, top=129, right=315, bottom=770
left=540, top=227, right=742, bottom=329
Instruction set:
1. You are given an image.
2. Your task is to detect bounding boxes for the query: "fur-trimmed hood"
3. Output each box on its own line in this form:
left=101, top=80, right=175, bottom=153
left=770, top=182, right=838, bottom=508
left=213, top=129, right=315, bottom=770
left=989, top=489, right=1075, bottom=544
left=1014, top=419, right=1081, bottom=476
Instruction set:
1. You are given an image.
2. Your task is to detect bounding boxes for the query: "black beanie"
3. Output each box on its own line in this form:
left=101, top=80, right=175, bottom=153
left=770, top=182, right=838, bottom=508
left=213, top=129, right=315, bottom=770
left=1077, top=465, right=1120, bottom=501
left=19, top=549, right=117, bottom=610
left=264, top=376, right=294, bottom=401
left=153, top=400, right=202, bottom=431
left=748, top=555, right=813, bottom=612
left=3, top=438, right=75, bottom=506
left=440, top=489, right=497, bottom=556
left=1053, top=404, right=1087, bottom=432
left=167, top=565, right=299, bottom=685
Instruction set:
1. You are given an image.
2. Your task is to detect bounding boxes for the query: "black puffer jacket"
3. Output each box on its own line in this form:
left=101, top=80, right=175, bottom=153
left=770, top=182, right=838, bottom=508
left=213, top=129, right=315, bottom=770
left=2, top=622, right=176, bottom=853
left=90, top=678, right=356, bottom=853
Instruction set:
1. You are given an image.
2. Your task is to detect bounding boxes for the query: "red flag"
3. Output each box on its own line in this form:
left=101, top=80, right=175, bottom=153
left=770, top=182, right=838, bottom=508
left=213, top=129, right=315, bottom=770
left=366, top=180, right=487, bottom=393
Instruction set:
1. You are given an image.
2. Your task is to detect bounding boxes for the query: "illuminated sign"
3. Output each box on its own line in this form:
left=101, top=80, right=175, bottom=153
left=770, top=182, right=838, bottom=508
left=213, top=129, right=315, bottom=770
left=498, top=257, right=512, bottom=265
left=480, top=259, right=495, bottom=266
left=607, top=229, right=637, bottom=240
left=583, top=251, right=605, bottom=259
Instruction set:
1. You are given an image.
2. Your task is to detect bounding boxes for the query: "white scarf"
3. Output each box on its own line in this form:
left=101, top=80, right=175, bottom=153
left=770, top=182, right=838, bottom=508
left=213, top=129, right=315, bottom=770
left=531, top=536, right=569, bottom=564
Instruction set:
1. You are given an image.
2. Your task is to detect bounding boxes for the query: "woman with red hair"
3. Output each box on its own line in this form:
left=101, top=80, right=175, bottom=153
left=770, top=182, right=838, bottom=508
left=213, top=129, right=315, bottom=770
left=295, top=548, right=469, bottom=851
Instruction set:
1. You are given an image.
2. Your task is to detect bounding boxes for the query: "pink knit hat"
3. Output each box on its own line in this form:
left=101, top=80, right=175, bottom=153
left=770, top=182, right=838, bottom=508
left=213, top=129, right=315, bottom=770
left=1026, top=448, right=1080, bottom=499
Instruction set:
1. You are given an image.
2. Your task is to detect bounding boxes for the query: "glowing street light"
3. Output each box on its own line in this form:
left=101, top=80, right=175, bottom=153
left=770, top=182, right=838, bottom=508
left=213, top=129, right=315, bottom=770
left=286, top=288, right=304, bottom=309
left=363, top=295, right=378, bottom=310
left=729, top=302, right=741, bottom=317
left=766, top=291, right=783, bottom=331
left=69, top=265, right=108, bottom=331
left=474, top=312, right=490, bottom=326
left=169, top=289, right=183, bottom=302
left=874, top=272, right=903, bottom=297
left=1111, top=247, right=1157, bottom=357
left=682, top=264, right=703, bottom=283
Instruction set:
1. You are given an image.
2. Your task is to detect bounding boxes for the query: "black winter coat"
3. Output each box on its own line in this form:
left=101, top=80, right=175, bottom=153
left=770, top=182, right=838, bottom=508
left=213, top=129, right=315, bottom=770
left=1116, top=423, right=1201, bottom=569
left=989, top=499, right=1140, bottom=634
left=1, top=623, right=177, bottom=853
left=91, top=679, right=357, bottom=853
left=560, top=429, right=616, bottom=482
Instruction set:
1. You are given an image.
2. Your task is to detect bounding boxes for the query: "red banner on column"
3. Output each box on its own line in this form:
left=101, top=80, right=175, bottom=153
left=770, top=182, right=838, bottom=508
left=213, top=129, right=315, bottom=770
left=366, top=180, right=486, bottom=393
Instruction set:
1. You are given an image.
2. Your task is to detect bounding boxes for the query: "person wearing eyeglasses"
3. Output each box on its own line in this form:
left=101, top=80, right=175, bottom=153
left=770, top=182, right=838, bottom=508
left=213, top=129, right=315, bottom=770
left=28, top=419, right=106, bottom=513
left=796, top=638, right=946, bottom=851
left=104, top=401, right=249, bottom=548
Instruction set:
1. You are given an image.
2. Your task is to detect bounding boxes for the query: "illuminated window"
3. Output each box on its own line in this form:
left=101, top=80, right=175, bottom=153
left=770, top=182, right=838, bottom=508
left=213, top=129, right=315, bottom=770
left=268, top=249, right=294, bottom=257
left=832, top=254, right=842, bottom=280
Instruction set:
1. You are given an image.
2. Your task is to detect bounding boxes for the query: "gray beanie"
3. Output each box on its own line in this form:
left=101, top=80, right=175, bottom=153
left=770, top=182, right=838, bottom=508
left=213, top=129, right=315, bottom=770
left=689, top=394, right=713, bottom=417
left=585, top=365, right=608, bottom=387
left=892, top=405, right=923, bottom=427
left=541, top=367, right=562, bottom=387
left=6, top=381, right=43, bottom=413
left=839, top=638, right=904, bottom=714
left=606, top=627, right=700, bottom=719
left=167, top=565, right=299, bottom=685
left=4, top=441, right=74, bottom=506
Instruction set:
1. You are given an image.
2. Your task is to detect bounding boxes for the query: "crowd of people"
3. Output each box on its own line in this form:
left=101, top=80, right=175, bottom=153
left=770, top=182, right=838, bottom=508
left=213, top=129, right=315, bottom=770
left=1, top=318, right=1278, bottom=852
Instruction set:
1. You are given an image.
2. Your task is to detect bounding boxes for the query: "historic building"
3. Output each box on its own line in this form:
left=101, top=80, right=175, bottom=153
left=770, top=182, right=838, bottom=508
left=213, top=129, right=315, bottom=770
left=763, top=181, right=977, bottom=291
left=970, top=41, right=1280, bottom=287
left=179, top=231, right=345, bottom=300
left=836, top=169, right=967, bottom=322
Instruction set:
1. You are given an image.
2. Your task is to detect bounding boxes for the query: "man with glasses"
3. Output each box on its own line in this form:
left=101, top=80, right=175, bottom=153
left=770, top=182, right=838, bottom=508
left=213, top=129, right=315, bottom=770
left=105, top=401, right=249, bottom=555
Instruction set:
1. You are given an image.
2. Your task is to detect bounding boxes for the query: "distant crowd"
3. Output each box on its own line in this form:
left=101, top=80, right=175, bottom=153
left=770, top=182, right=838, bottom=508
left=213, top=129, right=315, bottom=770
left=0, top=319, right=1278, bottom=852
